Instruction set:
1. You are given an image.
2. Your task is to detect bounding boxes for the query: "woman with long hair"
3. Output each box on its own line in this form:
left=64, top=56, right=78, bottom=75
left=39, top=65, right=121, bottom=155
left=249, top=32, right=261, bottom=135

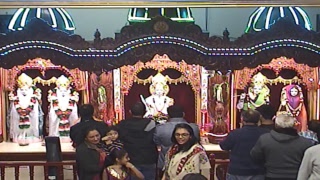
left=76, top=127, right=107, bottom=180
left=162, top=123, right=211, bottom=180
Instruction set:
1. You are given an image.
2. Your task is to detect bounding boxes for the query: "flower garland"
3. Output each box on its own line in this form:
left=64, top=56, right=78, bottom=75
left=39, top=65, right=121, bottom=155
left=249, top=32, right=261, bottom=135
left=13, top=89, right=38, bottom=130
left=50, top=88, right=77, bottom=137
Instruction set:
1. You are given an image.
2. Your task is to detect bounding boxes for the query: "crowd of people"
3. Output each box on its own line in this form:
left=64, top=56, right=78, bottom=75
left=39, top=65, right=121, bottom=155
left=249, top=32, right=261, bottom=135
left=70, top=101, right=320, bottom=180
left=71, top=103, right=210, bottom=180
left=220, top=104, right=320, bottom=180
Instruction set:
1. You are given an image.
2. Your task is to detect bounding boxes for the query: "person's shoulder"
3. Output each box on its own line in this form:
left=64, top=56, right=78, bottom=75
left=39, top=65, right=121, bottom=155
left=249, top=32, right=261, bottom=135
left=71, top=122, right=83, bottom=130
left=298, top=136, right=315, bottom=146
left=193, top=143, right=206, bottom=152
left=305, top=144, right=320, bottom=154
left=75, top=143, right=87, bottom=152
left=188, top=122, right=199, bottom=129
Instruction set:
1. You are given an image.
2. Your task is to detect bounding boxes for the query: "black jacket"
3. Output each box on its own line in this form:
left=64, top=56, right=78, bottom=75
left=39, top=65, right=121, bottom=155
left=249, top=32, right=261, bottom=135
left=117, top=117, right=157, bottom=165
left=251, top=129, right=313, bottom=179
left=70, top=118, right=108, bottom=146
left=76, top=142, right=106, bottom=180
left=219, top=125, right=269, bottom=176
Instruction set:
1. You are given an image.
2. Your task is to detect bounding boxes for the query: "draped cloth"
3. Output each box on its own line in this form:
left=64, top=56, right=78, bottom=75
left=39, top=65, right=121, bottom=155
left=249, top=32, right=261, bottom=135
left=9, top=96, right=43, bottom=143
left=48, top=87, right=79, bottom=142
left=163, top=144, right=211, bottom=180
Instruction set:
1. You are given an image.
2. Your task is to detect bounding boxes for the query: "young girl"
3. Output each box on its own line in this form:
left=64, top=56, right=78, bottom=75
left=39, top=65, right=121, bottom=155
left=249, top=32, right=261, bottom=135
left=103, top=148, right=144, bottom=180
left=101, top=126, right=124, bottom=154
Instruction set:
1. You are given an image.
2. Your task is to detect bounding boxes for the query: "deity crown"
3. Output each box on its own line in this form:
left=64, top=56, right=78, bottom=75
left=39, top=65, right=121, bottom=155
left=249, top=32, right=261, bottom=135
left=252, top=72, right=267, bottom=85
left=17, top=73, right=33, bottom=88
left=152, top=72, right=167, bottom=85
left=56, top=75, right=70, bottom=88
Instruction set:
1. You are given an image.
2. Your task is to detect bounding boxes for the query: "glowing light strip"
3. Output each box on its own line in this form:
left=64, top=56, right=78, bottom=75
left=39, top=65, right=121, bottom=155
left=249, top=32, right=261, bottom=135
left=289, top=7, right=299, bottom=25
left=56, top=8, right=74, bottom=31
left=48, top=8, right=57, bottom=28
left=1, top=38, right=320, bottom=57
left=8, top=8, right=24, bottom=30
left=245, top=7, right=263, bottom=33
left=60, top=8, right=76, bottom=30
left=20, top=8, right=30, bottom=27
left=265, top=7, right=273, bottom=29
left=252, top=7, right=265, bottom=32
left=177, top=8, right=181, bottom=18
left=280, top=7, right=285, bottom=17
left=295, top=7, right=312, bottom=30
left=36, top=8, right=41, bottom=18
left=144, top=8, right=148, bottom=18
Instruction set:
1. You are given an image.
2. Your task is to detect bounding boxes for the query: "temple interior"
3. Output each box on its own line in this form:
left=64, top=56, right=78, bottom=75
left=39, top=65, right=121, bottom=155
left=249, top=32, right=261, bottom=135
left=1, top=3, right=320, bottom=179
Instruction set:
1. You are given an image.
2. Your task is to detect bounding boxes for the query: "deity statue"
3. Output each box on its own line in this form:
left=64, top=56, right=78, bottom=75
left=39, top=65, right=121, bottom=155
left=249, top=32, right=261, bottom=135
left=277, top=84, right=307, bottom=131
left=141, top=73, right=174, bottom=122
left=8, top=73, right=44, bottom=144
left=48, top=75, right=79, bottom=140
left=97, top=85, right=107, bottom=120
left=237, top=72, right=270, bottom=110
left=212, top=79, right=229, bottom=104
left=211, top=101, right=229, bottom=135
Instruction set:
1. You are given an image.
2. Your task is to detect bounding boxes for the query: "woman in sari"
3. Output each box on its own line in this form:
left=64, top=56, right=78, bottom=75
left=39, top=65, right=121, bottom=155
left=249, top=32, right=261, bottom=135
left=76, top=127, right=107, bottom=180
left=162, top=123, right=211, bottom=180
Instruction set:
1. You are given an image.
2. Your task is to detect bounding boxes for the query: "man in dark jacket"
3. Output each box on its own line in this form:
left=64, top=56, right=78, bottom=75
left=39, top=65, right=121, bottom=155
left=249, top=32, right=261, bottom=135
left=117, top=102, right=157, bottom=180
left=251, top=114, right=313, bottom=180
left=70, top=104, right=108, bottom=147
left=256, top=104, right=276, bottom=131
left=220, top=109, right=269, bottom=180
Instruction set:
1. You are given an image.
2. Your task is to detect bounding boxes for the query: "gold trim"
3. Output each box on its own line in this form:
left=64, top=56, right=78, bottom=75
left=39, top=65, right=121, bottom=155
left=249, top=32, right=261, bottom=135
left=1, top=1, right=320, bottom=7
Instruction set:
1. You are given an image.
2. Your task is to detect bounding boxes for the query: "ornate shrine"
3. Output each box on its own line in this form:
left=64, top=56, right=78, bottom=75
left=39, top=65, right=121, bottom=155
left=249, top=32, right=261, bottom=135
left=117, top=54, right=202, bottom=124
left=0, top=13, right=319, bottom=143
left=233, top=57, right=319, bottom=129
left=0, top=58, right=88, bottom=141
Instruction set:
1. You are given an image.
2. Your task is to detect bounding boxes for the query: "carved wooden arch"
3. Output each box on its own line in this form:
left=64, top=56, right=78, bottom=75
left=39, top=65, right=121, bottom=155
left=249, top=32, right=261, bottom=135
left=120, top=54, right=202, bottom=95
left=234, top=57, right=318, bottom=90
left=5, top=58, right=85, bottom=91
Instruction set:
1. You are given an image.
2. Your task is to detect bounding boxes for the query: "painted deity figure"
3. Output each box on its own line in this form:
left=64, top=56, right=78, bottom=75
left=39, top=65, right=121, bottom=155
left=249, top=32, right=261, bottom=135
left=237, top=72, right=270, bottom=110
left=97, top=86, right=107, bottom=120
left=8, top=73, right=44, bottom=144
left=211, top=101, right=229, bottom=135
left=277, top=84, right=307, bottom=131
left=141, top=73, right=174, bottom=121
left=48, top=75, right=79, bottom=140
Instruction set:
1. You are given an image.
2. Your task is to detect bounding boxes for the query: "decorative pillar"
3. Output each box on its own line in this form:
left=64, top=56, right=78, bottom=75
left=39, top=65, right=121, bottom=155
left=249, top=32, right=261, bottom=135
left=113, top=68, right=121, bottom=123
left=200, top=67, right=209, bottom=130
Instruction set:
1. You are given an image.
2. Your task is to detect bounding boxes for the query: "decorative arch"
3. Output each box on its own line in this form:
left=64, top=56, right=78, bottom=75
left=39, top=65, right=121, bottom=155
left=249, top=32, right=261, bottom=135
left=234, top=57, right=318, bottom=90
left=5, top=58, right=86, bottom=91
left=119, top=54, right=202, bottom=124
left=120, top=54, right=201, bottom=94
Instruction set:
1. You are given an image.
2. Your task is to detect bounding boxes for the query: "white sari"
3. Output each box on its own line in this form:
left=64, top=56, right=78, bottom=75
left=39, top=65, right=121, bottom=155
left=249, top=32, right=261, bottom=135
left=164, top=143, right=211, bottom=180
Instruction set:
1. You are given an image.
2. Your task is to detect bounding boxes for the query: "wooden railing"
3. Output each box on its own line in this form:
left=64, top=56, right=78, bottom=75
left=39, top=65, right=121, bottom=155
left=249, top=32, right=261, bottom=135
left=1, top=155, right=229, bottom=180
left=0, top=161, right=77, bottom=180
left=208, top=153, right=229, bottom=180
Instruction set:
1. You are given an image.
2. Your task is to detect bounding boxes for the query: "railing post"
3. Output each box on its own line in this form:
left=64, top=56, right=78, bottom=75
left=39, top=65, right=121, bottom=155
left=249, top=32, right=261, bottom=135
left=209, top=153, right=216, bottom=180
left=14, top=165, right=19, bottom=180
left=0, top=165, right=5, bottom=180
left=29, top=165, right=34, bottom=180
left=72, top=164, right=77, bottom=180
